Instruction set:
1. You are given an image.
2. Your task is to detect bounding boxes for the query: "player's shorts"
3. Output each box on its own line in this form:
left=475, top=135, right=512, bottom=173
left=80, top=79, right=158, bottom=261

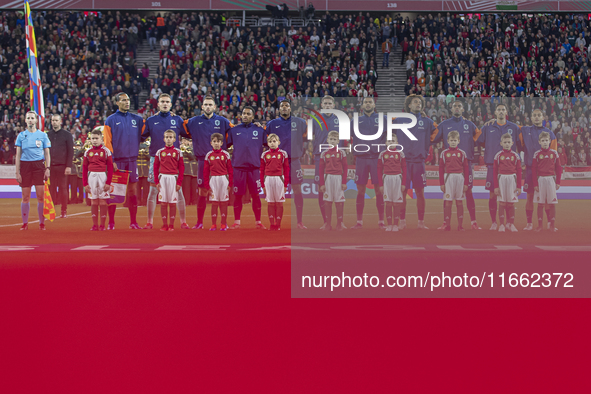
left=264, top=175, right=286, bottom=203
left=290, top=158, right=303, bottom=184
left=233, top=168, right=261, bottom=196
left=523, top=166, right=533, bottom=193
left=406, top=162, right=427, bottom=190
left=497, top=174, right=519, bottom=203
left=148, top=156, right=156, bottom=184
left=314, top=156, right=321, bottom=184
left=19, top=160, right=44, bottom=188
left=355, top=157, right=378, bottom=186
left=209, top=175, right=230, bottom=202
left=443, top=173, right=465, bottom=201
left=158, top=174, right=179, bottom=203
left=485, top=164, right=495, bottom=191
left=197, top=158, right=205, bottom=188
left=382, top=174, right=403, bottom=202
left=114, top=160, right=138, bottom=183
left=534, top=176, right=558, bottom=204
left=467, top=161, right=476, bottom=189
left=323, top=174, right=346, bottom=202
left=87, top=172, right=111, bottom=200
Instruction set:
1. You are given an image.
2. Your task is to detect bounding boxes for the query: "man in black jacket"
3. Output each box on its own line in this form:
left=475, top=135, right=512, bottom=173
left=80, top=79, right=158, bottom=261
left=48, top=114, right=74, bottom=218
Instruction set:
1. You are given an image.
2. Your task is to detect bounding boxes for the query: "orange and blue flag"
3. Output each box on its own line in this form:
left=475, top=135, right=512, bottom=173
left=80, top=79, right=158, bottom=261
left=24, top=0, right=45, bottom=131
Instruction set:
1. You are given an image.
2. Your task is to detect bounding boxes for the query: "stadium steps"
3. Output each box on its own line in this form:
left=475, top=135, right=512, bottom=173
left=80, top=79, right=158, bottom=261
left=375, top=47, right=407, bottom=113
left=136, top=41, right=161, bottom=106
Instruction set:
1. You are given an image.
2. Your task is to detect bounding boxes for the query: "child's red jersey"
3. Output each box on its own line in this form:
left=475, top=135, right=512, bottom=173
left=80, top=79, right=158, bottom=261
left=154, top=146, right=184, bottom=185
left=82, top=144, right=114, bottom=186
left=260, top=148, right=290, bottom=186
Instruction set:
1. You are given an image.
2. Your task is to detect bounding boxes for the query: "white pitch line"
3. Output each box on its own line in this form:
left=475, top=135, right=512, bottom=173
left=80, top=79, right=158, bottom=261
left=0, top=207, right=132, bottom=227
left=0, top=210, right=92, bottom=227
left=0, top=210, right=492, bottom=227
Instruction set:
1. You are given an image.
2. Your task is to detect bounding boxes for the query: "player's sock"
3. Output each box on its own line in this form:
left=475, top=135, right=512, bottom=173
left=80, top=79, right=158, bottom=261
left=220, top=202, right=228, bottom=226
left=355, top=193, right=364, bottom=221
left=233, top=195, right=243, bottom=220
left=545, top=208, right=551, bottom=223
left=417, top=195, right=425, bottom=221
left=267, top=202, right=275, bottom=226
left=276, top=203, right=284, bottom=228
left=376, top=192, right=384, bottom=222
left=318, top=193, right=326, bottom=223
left=488, top=198, right=497, bottom=223
left=549, top=205, right=556, bottom=229
left=393, top=203, right=401, bottom=225
left=146, top=186, right=158, bottom=224
left=498, top=204, right=505, bottom=225
left=21, top=202, right=29, bottom=224
left=466, top=189, right=476, bottom=221
left=91, top=205, right=99, bottom=226
left=537, top=205, right=544, bottom=228
left=108, top=204, right=116, bottom=225
left=197, top=196, right=207, bottom=224
left=294, top=192, right=304, bottom=224
left=508, top=204, right=515, bottom=225
left=325, top=202, right=332, bottom=226
left=177, top=189, right=186, bottom=223
left=252, top=195, right=262, bottom=221
left=457, top=202, right=464, bottom=227
left=161, top=204, right=167, bottom=226
left=336, top=202, right=344, bottom=227
left=128, top=194, right=138, bottom=224
left=444, top=202, right=452, bottom=227
left=211, top=202, right=218, bottom=226
left=526, top=209, right=533, bottom=225
left=37, top=202, right=44, bottom=224
left=100, top=204, right=107, bottom=227
left=386, top=202, right=393, bottom=226
left=169, top=204, right=176, bottom=227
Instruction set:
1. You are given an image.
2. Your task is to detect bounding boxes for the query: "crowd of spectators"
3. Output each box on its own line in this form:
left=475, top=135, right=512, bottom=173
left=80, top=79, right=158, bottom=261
left=0, top=9, right=147, bottom=162
left=2, top=9, right=591, bottom=168
left=140, top=10, right=381, bottom=123
left=1, top=9, right=382, bottom=164
left=394, top=12, right=591, bottom=166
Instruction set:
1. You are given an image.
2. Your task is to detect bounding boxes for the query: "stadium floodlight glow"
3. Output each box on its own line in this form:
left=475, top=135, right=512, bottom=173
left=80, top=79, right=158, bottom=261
left=306, top=109, right=418, bottom=142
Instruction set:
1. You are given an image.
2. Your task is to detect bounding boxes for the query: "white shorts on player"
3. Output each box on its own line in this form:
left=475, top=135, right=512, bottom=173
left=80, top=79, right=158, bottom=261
left=534, top=176, right=558, bottom=204
left=382, top=174, right=403, bottom=202
left=158, top=174, right=179, bottom=203
left=264, top=175, right=285, bottom=203
left=323, top=174, right=346, bottom=202
left=497, top=174, right=519, bottom=203
left=209, top=175, right=230, bottom=202
left=87, top=172, right=110, bottom=200
left=443, top=173, right=465, bottom=201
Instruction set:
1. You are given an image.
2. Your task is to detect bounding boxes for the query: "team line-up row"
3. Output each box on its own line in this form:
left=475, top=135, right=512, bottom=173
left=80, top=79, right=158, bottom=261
left=14, top=94, right=561, bottom=232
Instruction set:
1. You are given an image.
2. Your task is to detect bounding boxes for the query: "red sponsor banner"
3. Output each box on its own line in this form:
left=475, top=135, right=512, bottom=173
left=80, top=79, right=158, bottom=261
left=0, top=0, right=583, bottom=11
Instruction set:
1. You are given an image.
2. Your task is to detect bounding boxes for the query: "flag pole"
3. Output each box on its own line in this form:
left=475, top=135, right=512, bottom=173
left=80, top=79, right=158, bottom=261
left=24, top=0, right=45, bottom=131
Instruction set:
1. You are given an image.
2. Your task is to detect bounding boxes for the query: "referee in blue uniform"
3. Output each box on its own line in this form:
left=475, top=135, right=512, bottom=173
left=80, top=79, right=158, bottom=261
left=15, top=111, right=51, bottom=230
